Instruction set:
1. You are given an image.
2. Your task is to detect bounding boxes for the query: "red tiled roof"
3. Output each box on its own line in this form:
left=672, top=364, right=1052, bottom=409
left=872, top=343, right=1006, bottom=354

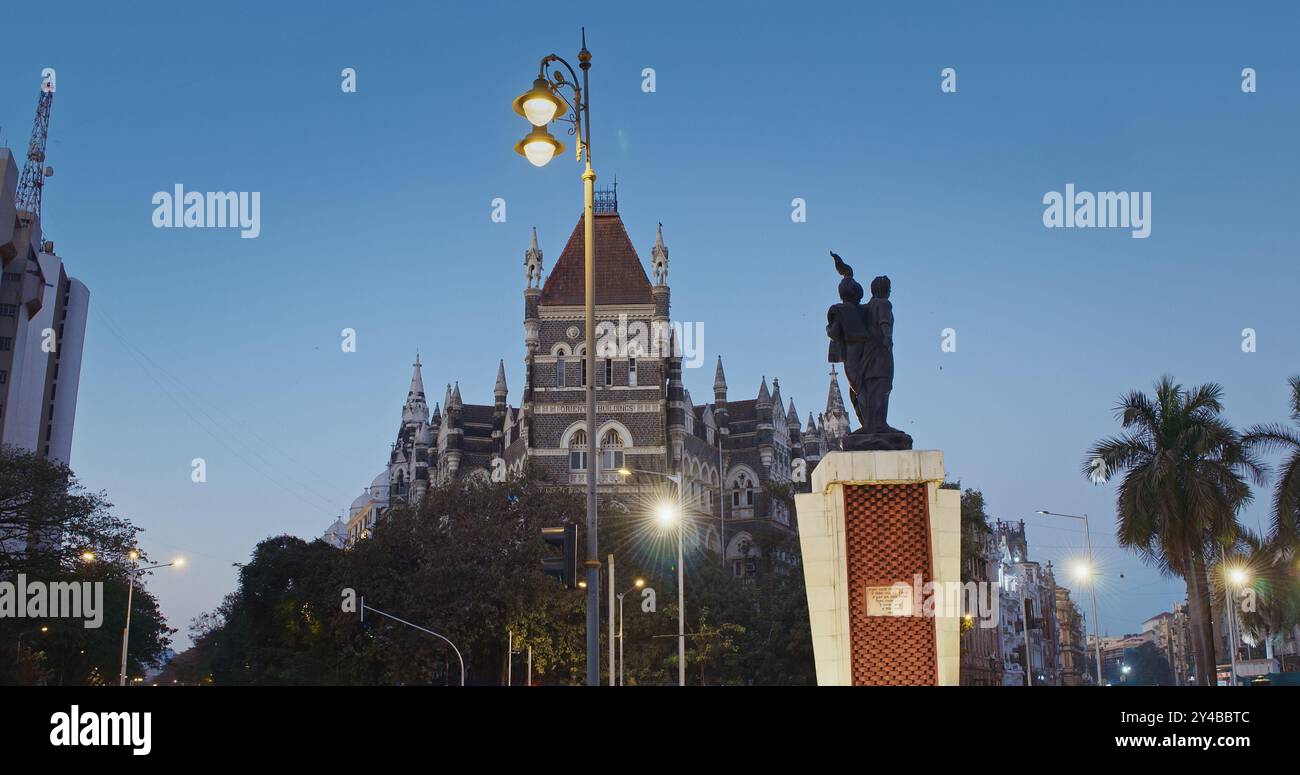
left=539, top=213, right=653, bottom=306
left=727, top=399, right=758, bottom=423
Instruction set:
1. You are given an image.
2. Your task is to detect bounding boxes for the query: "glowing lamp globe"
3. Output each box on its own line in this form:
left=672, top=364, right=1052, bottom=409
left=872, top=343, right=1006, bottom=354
left=656, top=502, right=678, bottom=528
left=513, top=78, right=568, bottom=127
left=515, top=126, right=565, bottom=168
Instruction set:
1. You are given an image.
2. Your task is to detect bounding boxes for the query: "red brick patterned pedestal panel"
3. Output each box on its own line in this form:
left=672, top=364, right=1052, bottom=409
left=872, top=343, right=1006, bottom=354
left=844, top=483, right=937, bottom=685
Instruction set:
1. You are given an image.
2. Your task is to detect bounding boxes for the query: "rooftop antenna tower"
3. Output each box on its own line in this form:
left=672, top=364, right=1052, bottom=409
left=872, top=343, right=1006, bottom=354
left=16, top=83, right=54, bottom=225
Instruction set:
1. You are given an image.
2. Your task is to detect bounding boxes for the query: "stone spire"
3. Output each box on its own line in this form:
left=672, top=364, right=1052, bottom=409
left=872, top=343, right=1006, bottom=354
left=823, top=365, right=850, bottom=443
left=495, top=359, right=508, bottom=396
left=650, top=222, right=669, bottom=286
left=756, top=377, right=774, bottom=469
left=787, top=398, right=800, bottom=429
left=494, top=359, right=508, bottom=420
left=524, top=226, right=543, bottom=289
left=826, top=365, right=846, bottom=417
left=408, top=352, right=425, bottom=399
left=401, top=353, right=429, bottom=426
left=450, top=381, right=463, bottom=411
left=712, top=356, right=729, bottom=431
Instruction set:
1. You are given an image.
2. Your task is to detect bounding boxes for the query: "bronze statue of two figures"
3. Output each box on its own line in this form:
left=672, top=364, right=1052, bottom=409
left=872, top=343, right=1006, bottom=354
left=826, top=251, right=914, bottom=451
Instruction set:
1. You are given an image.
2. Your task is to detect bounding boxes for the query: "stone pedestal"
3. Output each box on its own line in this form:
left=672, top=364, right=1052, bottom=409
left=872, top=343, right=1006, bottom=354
left=795, top=450, right=960, bottom=685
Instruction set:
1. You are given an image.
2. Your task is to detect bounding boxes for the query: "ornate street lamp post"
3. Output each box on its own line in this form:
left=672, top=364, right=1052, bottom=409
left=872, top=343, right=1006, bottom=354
left=512, top=29, right=600, bottom=686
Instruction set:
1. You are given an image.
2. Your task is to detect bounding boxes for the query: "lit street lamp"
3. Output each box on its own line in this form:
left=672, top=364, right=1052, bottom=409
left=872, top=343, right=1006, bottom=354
left=513, top=29, right=600, bottom=686
left=619, top=466, right=687, bottom=686
left=16, top=625, right=49, bottom=661
left=120, top=552, right=184, bottom=687
left=1036, top=509, right=1104, bottom=686
left=616, top=578, right=645, bottom=686
left=1221, top=547, right=1249, bottom=686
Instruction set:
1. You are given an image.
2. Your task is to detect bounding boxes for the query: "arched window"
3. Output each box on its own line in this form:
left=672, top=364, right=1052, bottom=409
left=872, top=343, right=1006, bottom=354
left=600, top=428, right=624, bottom=471
left=731, top=472, right=754, bottom=508
left=556, top=358, right=566, bottom=387
left=569, top=429, right=588, bottom=471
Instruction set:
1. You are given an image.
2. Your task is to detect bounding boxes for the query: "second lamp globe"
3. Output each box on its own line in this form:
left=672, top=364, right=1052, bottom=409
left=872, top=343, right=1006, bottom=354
left=515, top=126, right=564, bottom=167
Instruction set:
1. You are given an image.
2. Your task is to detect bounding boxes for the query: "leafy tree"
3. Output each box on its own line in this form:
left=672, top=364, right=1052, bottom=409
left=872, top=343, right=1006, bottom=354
left=183, top=467, right=816, bottom=685
left=0, top=445, right=173, bottom=685
left=1117, top=642, right=1175, bottom=686
left=1084, top=377, right=1263, bottom=686
left=944, top=483, right=992, bottom=583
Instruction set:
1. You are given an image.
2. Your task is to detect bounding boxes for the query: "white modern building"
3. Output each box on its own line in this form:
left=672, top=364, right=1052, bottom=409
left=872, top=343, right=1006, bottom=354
left=0, top=147, right=89, bottom=464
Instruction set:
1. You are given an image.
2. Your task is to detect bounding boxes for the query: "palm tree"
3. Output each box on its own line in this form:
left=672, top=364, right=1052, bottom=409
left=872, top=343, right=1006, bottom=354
left=1243, top=375, right=1300, bottom=543
left=1084, top=376, right=1263, bottom=686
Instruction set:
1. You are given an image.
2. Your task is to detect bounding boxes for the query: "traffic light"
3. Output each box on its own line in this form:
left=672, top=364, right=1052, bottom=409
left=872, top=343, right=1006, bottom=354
left=541, top=524, right=578, bottom=589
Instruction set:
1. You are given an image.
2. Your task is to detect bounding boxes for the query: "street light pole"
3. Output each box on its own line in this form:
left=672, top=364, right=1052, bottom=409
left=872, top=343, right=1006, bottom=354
left=616, top=577, right=644, bottom=686
left=607, top=553, right=615, bottom=686
left=1037, top=510, right=1104, bottom=685
left=618, top=591, right=625, bottom=686
left=360, top=598, right=465, bottom=686
left=1220, top=545, right=1241, bottom=686
left=679, top=475, right=689, bottom=686
left=619, top=466, right=687, bottom=685
left=513, top=29, right=600, bottom=687
left=119, top=556, right=181, bottom=687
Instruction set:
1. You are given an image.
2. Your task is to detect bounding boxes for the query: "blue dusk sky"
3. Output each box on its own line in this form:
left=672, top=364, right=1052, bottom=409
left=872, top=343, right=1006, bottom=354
left=2, top=1, right=1297, bottom=648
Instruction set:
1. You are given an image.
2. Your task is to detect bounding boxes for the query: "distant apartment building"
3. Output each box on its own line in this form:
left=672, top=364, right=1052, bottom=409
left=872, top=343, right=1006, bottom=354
left=992, top=519, right=1064, bottom=686
left=959, top=516, right=1003, bottom=686
left=0, top=147, right=89, bottom=464
left=1056, top=586, right=1087, bottom=686
left=1143, top=609, right=1193, bottom=686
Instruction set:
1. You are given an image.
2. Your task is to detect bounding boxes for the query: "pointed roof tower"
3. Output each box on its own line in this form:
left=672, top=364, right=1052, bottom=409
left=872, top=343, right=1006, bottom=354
left=524, top=226, right=544, bottom=288
left=650, top=222, right=669, bottom=286
left=757, top=376, right=772, bottom=407
left=401, top=353, right=429, bottom=426
left=495, top=359, right=508, bottom=395
left=826, top=365, right=847, bottom=416
left=408, top=352, right=425, bottom=399
left=713, top=356, right=728, bottom=393
left=539, top=212, right=653, bottom=306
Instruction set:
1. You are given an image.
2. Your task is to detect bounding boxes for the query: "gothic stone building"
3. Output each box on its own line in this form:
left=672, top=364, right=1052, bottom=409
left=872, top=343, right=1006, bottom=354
left=329, top=192, right=852, bottom=578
